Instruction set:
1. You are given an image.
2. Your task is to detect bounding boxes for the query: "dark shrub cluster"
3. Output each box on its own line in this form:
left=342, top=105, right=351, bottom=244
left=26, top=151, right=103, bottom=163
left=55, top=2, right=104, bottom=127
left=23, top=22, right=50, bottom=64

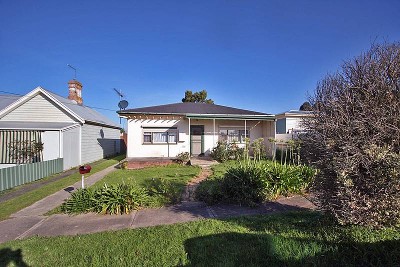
left=301, top=42, right=400, bottom=227
left=196, top=161, right=316, bottom=205
left=62, top=184, right=152, bottom=215
left=210, top=141, right=247, bottom=162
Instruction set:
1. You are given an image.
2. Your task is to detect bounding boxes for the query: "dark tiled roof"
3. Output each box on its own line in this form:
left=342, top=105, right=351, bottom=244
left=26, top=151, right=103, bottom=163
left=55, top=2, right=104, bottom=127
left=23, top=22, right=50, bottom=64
left=119, top=102, right=270, bottom=116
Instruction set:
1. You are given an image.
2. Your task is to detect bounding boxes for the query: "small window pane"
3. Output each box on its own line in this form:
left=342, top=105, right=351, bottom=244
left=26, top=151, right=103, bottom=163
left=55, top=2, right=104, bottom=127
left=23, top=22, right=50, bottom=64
left=228, top=129, right=239, bottom=143
left=144, top=132, right=152, bottom=143
left=153, top=132, right=168, bottom=143
left=168, top=132, right=176, bottom=143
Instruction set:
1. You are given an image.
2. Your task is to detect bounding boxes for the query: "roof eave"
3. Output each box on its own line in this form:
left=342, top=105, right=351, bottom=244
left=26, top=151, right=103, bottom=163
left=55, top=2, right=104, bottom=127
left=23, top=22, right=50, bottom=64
left=186, top=114, right=275, bottom=120
left=118, top=111, right=274, bottom=120
left=85, top=120, right=121, bottom=129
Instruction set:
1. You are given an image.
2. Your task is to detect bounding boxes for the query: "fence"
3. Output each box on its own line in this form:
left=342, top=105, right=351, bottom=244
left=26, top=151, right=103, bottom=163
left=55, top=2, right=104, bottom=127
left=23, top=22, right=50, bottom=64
left=0, top=158, right=63, bottom=192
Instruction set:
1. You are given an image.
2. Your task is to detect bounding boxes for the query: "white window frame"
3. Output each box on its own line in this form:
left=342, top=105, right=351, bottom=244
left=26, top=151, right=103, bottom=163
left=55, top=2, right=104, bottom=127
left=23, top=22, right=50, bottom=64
left=218, top=127, right=249, bottom=143
left=142, top=128, right=178, bottom=144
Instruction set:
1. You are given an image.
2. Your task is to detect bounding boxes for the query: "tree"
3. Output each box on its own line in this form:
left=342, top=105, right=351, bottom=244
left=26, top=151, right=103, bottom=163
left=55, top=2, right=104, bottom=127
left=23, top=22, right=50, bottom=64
left=182, top=90, right=214, bottom=104
left=299, top=101, right=312, bottom=111
left=301, top=42, right=400, bottom=227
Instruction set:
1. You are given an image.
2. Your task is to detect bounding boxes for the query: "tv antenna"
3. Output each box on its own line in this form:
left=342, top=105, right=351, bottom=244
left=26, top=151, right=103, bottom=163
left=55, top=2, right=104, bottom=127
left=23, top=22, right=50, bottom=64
left=67, top=64, right=77, bottom=79
left=113, top=88, right=129, bottom=124
left=113, top=88, right=125, bottom=100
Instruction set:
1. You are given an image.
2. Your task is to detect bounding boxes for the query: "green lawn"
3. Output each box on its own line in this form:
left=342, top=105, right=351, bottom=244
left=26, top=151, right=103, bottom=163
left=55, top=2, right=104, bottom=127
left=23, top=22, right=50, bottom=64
left=92, top=164, right=201, bottom=206
left=1, top=211, right=399, bottom=266
left=93, top=164, right=200, bottom=189
left=0, top=155, right=125, bottom=221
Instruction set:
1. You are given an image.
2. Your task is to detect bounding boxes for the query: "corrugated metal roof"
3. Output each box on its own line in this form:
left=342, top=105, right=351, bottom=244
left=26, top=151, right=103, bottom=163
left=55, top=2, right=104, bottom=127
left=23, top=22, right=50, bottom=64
left=0, top=121, right=78, bottom=130
left=0, top=90, right=120, bottom=129
left=119, top=102, right=271, bottom=116
left=45, top=90, right=120, bottom=128
left=0, top=94, right=21, bottom=111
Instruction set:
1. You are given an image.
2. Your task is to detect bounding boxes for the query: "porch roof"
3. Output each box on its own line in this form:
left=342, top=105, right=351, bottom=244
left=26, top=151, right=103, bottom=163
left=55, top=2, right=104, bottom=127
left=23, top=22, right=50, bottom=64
left=118, top=102, right=275, bottom=120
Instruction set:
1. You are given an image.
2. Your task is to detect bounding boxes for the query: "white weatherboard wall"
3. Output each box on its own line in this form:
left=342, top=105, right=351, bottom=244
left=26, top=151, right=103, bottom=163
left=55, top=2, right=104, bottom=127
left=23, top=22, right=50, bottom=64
left=1, top=93, right=76, bottom=123
left=63, top=126, right=80, bottom=170
left=42, top=131, right=60, bottom=161
left=81, top=124, right=120, bottom=164
left=262, top=120, right=275, bottom=157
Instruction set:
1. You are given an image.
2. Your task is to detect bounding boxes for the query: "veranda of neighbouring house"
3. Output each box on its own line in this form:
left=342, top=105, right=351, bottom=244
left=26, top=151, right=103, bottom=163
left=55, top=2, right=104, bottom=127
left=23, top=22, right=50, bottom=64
left=126, top=114, right=276, bottom=158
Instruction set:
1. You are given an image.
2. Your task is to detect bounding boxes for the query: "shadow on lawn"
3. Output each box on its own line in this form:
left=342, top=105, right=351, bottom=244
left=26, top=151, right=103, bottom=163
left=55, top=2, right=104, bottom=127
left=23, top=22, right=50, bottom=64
left=183, top=232, right=400, bottom=267
left=0, top=248, right=29, bottom=267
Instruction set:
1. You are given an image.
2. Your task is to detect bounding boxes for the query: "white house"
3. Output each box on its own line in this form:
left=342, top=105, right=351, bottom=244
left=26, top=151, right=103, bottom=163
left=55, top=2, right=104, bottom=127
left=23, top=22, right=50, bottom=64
left=0, top=80, right=121, bottom=170
left=118, top=102, right=276, bottom=158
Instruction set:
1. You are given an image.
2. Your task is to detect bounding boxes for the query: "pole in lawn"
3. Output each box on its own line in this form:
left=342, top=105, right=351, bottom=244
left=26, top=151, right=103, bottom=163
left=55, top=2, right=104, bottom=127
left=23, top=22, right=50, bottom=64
left=79, top=165, right=92, bottom=189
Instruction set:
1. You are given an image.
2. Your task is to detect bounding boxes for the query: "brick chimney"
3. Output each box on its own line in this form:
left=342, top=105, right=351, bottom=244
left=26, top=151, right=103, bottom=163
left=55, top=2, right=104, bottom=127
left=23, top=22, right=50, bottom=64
left=68, top=79, right=83, bottom=105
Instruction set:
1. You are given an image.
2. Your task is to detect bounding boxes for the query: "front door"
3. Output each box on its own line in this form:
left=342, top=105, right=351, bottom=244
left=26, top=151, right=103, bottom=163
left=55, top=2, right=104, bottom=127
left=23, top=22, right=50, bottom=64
left=190, top=125, right=204, bottom=156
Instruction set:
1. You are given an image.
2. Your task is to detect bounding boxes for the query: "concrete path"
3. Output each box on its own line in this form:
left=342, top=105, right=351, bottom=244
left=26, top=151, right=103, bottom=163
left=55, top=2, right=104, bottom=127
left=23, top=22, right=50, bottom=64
left=0, top=160, right=316, bottom=245
left=182, top=157, right=217, bottom=201
left=0, top=196, right=315, bottom=244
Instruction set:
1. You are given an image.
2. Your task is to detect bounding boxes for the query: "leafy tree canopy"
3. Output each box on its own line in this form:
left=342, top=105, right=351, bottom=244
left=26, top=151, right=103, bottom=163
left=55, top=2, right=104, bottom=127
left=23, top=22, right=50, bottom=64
left=301, top=41, right=400, bottom=227
left=182, top=90, right=214, bottom=104
left=299, top=101, right=313, bottom=111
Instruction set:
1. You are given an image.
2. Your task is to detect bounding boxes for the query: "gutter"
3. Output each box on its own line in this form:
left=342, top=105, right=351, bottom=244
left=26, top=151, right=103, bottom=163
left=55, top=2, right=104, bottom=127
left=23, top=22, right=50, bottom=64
left=118, top=112, right=275, bottom=121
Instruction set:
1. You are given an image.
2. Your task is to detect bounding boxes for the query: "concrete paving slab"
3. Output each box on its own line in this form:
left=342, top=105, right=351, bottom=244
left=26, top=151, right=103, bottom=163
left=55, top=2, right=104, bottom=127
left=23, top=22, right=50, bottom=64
left=275, top=195, right=317, bottom=210
left=12, top=190, right=72, bottom=217
left=132, top=202, right=210, bottom=228
left=0, top=216, right=44, bottom=243
left=21, top=213, right=134, bottom=239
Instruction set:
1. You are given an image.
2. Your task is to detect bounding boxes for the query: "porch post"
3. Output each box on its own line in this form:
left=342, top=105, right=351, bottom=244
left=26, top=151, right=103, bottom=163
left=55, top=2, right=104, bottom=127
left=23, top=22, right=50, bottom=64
left=244, top=119, right=247, bottom=138
left=213, top=118, right=216, bottom=146
left=188, top=118, right=191, bottom=156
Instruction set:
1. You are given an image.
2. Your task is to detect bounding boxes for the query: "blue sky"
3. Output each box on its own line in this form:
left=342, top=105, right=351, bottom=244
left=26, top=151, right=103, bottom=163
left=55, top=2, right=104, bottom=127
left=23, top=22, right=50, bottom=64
left=1, top=0, right=399, bottom=124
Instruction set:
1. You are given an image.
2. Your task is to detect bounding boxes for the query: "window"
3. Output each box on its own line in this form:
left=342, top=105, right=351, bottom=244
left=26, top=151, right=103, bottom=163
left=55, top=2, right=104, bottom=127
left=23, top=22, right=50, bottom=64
left=143, top=132, right=152, bottom=143
left=143, top=128, right=178, bottom=144
left=219, top=128, right=249, bottom=143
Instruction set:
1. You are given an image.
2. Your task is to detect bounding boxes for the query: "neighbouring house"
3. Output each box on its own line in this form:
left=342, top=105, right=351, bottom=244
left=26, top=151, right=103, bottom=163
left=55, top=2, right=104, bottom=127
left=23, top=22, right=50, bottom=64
left=275, top=110, right=312, bottom=144
left=118, top=102, right=276, bottom=158
left=0, top=80, right=121, bottom=170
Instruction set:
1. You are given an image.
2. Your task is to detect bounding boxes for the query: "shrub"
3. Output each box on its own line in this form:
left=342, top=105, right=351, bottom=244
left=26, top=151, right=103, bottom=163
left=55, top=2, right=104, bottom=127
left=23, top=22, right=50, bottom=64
left=62, top=184, right=151, bottom=215
left=220, top=162, right=269, bottom=205
left=210, top=141, right=230, bottom=162
left=196, top=161, right=316, bottom=206
left=301, top=42, right=400, bottom=227
left=195, top=177, right=224, bottom=204
left=92, top=183, right=151, bottom=215
left=61, top=188, right=95, bottom=214
left=251, top=138, right=266, bottom=161
left=175, top=152, right=190, bottom=165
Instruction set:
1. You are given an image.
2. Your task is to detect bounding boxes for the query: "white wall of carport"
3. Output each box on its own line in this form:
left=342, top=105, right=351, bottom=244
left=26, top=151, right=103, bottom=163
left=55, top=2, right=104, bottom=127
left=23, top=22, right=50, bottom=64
left=62, top=126, right=80, bottom=170
left=42, top=131, right=60, bottom=161
left=81, top=124, right=121, bottom=164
